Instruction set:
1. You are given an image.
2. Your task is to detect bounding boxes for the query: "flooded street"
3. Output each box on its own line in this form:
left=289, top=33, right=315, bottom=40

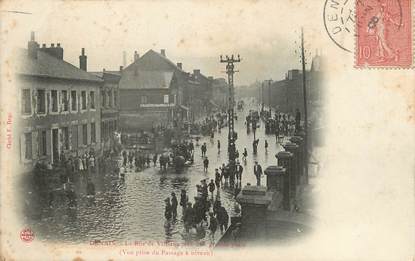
left=25, top=102, right=288, bottom=244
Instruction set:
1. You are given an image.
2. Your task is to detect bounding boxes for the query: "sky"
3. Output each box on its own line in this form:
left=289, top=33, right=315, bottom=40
left=2, top=0, right=324, bottom=85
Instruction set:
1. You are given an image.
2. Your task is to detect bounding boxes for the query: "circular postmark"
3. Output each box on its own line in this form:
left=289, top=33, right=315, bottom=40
left=20, top=228, right=35, bottom=243
left=323, top=0, right=355, bottom=52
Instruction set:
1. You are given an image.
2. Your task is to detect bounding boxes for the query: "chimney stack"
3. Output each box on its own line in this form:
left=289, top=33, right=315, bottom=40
left=176, top=62, right=182, bottom=70
left=134, top=51, right=139, bottom=61
left=160, top=49, right=166, bottom=57
left=120, top=66, right=123, bottom=72
left=27, top=31, right=39, bottom=59
left=79, top=48, right=87, bottom=71
left=193, top=69, right=200, bottom=75
left=38, top=42, right=64, bottom=60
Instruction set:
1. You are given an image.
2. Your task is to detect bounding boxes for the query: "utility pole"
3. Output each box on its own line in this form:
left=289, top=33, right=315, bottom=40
left=261, top=82, right=264, bottom=112
left=268, top=79, right=272, bottom=114
left=220, top=54, right=241, bottom=179
left=301, top=27, right=309, bottom=184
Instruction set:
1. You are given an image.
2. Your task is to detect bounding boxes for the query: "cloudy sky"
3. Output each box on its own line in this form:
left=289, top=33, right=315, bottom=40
left=3, top=0, right=325, bottom=85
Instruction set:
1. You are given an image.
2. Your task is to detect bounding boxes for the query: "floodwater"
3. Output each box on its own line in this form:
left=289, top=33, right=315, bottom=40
left=24, top=101, right=288, bottom=244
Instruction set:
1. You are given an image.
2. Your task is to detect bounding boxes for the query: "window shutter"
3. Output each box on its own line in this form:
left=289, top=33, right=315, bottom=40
left=32, top=131, right=38, bottom=160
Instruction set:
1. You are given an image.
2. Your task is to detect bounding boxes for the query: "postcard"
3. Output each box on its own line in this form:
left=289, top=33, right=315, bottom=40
left=1, top=0, right=414, bottom=260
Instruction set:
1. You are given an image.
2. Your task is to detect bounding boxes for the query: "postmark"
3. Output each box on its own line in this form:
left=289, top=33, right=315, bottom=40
left=323, top=0, right=356, bottom=52
left=20, top=228, right=35, bottom=243
left=355, top=0, right=413, bottom=68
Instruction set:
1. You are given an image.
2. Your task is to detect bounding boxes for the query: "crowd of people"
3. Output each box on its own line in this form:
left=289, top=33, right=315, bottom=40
left=164, top=179, right=231, bottom=241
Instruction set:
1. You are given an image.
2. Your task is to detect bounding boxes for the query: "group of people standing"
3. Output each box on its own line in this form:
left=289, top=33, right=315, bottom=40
left=164, top=181, right=230, bottom=241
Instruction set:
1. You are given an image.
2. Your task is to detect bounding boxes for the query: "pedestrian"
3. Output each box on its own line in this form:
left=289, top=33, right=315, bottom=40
left=203, top=157, right=209, bottom=172
left=236, top=161, right=243, bottom=181
left=208, top=212, right=218, bottom=240
left=179, top=189, right=188, bottom=209
left=243, top=148, right=248, bottom=160
left=254, top=161, right=263, bottom=186
left=217, top=140, right=220, bottom=152
left=216, top=203, right=229, bottom=234
left=153, top=153, right=157, bottom=166
left=295, top=108, right=301, bottom=133
left=164, top=198, right=172, bottom=220
left=208, top=179, right=215, bottom=196
left=86, top=179, right=95, bottom=196
left=223, top=165, right=229, bottom=184
left=265, top=140, right=268, bottom=151
left=171, top=192, right=178, bottom=219
left=215, top=168, right=221, bottom=188
left=183, top=202, right=194, bottom=233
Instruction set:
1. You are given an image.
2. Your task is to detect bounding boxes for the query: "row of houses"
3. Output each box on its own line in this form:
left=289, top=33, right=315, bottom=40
left=16, top=32, right=228, bottom=173
left=260, top=53, right=324, bottom=118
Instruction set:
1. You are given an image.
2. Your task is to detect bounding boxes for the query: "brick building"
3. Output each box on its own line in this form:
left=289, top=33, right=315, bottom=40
left=16, top=32, right=103, bottom=173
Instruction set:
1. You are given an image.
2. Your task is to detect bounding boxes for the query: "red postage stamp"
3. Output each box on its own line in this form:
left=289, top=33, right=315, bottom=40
left=356, top=0, right=413, bottom=68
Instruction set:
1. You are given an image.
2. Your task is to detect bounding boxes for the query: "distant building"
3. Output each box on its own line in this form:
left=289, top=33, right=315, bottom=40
left=16, top=32, right=103, bottom=173
left=118, top=49, right=188, bottom=132
left=211, top=77, right=228, bottom=111
left=268, top=54, right=325, bottom=117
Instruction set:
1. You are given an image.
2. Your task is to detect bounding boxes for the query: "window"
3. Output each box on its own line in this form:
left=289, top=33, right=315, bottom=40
left=51, top=90, right=58, bottom=112
left=108, top=90, right=113, bottom=108
left=141, top=95, right=148, bottom=104
left=114, top=90, right=118, bottom=107
left=81, top=91, right=87, bottom=110
left=82, top=124, right=88, bottom=145
left=163, top=94, right=169, bottom=104
left=38, top=130, right=47, bottom=156
left=91, top=122, right=96, bottom=143
left=37, top=89, right=46, bottom=113
left=62, top=127, right=69, bottom=150
left=102, top=91, right=106, bottom=107
left=22, top=89, right=31, bottom=114
left=71, top=91, right=77, bottom=111
left=62, top=90, right=69, bottom=112
left=90, top=91, right=95, bottom=109
left=24, top=132, right=32, bottom=160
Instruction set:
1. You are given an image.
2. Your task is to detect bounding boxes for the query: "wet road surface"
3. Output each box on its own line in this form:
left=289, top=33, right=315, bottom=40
left=25, top=102, right=289, bottom=244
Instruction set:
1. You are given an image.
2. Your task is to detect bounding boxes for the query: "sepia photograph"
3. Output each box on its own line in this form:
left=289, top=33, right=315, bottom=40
left=1, top=1, right=414, bottom=260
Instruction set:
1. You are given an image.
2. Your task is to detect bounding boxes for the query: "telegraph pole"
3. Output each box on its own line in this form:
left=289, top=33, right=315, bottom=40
left=268, top=79, right=272, bottom=114
left=220, top=54, right=241, bottom=179
left=301, top=28, right=309, bottom=184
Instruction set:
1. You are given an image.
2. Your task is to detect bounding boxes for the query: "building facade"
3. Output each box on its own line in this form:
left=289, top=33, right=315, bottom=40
left=118, top=49, right=188, bottom=132
left=16, top=33, right=103, bottom=173
left=90, top=69, right=121, bottom=153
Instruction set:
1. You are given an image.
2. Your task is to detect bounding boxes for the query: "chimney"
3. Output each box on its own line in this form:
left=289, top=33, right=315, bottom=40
left=27, top=31, right=39, bottom=59
left=55, top=43, right=63, bottom=60
left=119, top=66, right=123, bottom=72
left=134, top=51, right=139, bottom=61
left=160, top=49, right=166, bottom=57
left=39, top=42, right=64, bottom=60
left=176, top=62, right=182, bottom=70
left=79, top=48, right=87, bottom=71
left=193, top=69, right=200, bottom=76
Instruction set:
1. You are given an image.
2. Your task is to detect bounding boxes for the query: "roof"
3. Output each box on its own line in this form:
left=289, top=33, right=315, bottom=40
left=124, top=49, right=184, bottom=72
left=16, top=48, right=103, bottom=83
left=119, top=70, right=174, bottom=89
left=120, top=49, right=184, bottom=90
